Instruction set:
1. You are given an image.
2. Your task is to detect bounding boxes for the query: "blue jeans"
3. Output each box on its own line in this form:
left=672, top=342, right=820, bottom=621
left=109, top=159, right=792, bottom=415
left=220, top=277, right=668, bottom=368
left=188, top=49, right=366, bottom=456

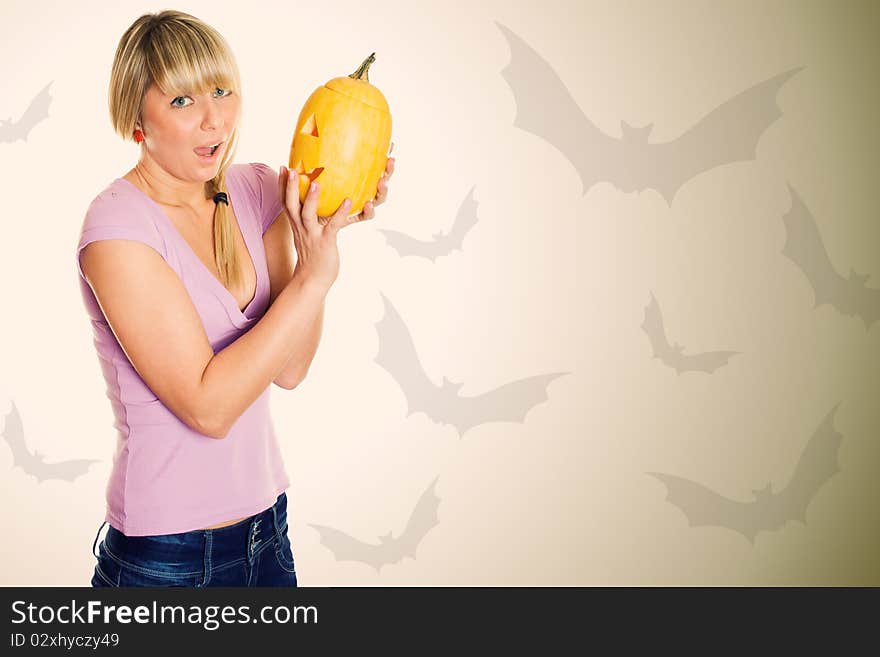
left=90, top=493, right=297, bottom=587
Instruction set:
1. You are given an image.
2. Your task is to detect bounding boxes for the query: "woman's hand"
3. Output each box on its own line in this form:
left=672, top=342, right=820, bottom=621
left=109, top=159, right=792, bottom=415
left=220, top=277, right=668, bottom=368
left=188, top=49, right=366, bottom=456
left=276, top=150, right=397, bottom=289
left=277, top=171, right=346, bottom=290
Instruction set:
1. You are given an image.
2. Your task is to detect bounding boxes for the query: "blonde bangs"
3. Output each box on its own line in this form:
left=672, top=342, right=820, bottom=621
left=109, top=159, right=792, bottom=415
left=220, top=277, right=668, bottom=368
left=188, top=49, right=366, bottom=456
left=145, top=21, right=240, bottom=98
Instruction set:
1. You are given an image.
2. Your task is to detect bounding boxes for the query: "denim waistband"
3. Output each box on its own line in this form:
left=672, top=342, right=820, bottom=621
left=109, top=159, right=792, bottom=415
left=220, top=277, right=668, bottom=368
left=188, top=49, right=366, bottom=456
left=92, top=493, right=288, bottom=576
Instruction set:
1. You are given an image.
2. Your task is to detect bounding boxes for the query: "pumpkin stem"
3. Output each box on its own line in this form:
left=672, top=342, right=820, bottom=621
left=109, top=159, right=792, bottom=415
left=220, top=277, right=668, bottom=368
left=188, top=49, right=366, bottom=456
left=349, top=53, right=376, bottom=83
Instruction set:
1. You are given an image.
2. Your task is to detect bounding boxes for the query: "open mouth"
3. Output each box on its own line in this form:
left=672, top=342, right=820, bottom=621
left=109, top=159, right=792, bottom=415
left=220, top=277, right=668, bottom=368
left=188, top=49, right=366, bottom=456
left=195, top=141, right=224, bottom=158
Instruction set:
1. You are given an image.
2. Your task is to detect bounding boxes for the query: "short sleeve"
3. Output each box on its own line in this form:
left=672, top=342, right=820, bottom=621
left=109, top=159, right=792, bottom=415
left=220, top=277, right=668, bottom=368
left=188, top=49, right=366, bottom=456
left=76, top=194, right=167, bottom=283
left=248, top=162, right=284, bottom=234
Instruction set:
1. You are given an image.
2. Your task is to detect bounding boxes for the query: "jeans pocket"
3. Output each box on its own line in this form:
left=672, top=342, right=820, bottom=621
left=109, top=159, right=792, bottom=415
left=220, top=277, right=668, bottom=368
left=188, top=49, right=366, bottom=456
left=117, top=562, right=201, bottom=588
left=102, top=533, right=203, bottom=587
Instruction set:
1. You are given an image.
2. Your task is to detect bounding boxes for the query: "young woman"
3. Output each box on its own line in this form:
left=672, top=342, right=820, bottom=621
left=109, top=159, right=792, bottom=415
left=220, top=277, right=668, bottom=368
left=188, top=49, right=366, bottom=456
left=78, top=10, right=395, bottom=587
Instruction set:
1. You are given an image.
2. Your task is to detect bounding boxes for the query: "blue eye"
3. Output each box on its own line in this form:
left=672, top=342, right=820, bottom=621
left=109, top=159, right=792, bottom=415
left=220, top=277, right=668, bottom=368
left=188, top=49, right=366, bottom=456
left=170, top=88, right=231, bottom=108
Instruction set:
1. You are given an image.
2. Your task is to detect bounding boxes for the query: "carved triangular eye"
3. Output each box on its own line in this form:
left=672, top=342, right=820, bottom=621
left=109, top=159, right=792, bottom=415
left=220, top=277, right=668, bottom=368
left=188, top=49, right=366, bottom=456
left=300, top=114, right=319, bottom=137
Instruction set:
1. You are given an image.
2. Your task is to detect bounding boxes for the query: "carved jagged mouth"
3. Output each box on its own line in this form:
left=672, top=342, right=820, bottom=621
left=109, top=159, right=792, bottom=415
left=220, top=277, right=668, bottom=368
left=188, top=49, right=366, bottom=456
left=303, top=167, right=324, bottom=182
left=293, top=162, right=324, bottom=182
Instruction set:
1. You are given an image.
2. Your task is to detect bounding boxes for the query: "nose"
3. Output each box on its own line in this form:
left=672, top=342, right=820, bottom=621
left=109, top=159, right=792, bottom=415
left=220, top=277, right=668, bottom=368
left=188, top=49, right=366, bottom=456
left=201, top=113, right=222, bottom=133
left=200, top=99, right=224, bottom=132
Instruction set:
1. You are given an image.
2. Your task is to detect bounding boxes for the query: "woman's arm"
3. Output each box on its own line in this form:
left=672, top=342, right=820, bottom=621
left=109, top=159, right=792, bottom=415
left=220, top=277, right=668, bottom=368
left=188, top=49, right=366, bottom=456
left=260, top=153, right=394, bottom=389
left=80, top=237, right=328, bottom=440
left=275, top=302, right=324, bottom=388
left=199, top=272, right=328, bottom=437
left=263, top=207, right=324, bottom=389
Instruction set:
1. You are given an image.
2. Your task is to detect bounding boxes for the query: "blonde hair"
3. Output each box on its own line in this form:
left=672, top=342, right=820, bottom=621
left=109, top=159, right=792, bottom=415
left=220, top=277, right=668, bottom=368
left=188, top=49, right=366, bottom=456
left=108, top=10, right=245, bottom=289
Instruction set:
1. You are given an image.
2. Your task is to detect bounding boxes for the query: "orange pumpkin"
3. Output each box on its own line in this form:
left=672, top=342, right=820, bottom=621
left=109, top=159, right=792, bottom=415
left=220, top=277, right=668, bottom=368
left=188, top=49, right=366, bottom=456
left=288, top=53, right=392, bottom=217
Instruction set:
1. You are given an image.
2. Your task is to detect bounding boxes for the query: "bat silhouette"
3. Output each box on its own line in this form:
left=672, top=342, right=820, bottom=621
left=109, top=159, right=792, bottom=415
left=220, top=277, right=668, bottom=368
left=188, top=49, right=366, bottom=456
left=308, top=476, right=441, bottom=572
left=374, top=293, right=569, bottom=436
left=494, top=20, right=800, bottom=205
left=648, top=403, right=843, bottom=543
left=2, top=400, right=100, bottom=482
left=641, top=292, right=739, bottom=374
left=378, top=185, right=479, bottom=261
left=0, top=82, right=53, bottom=144
left=781, top=184, right=880, bottom=329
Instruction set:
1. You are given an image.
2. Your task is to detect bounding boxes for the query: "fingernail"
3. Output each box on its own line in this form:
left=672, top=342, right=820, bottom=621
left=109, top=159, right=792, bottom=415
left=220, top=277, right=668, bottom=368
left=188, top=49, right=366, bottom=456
left=310, top=182, right=316, bottom=192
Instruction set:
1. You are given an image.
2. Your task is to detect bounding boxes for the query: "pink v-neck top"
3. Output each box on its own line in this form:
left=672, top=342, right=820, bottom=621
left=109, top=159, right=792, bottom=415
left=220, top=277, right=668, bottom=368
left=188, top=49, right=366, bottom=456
left=75, top=162, right=290, bottom=536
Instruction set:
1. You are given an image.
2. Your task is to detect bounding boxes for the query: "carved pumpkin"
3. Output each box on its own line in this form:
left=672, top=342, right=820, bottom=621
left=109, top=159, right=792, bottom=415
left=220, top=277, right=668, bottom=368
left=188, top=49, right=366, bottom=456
left=288, top=53, right=392, bottom=217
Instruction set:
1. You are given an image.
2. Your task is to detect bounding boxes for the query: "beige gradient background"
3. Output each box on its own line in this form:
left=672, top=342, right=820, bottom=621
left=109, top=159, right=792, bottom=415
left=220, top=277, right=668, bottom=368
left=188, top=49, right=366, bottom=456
left=1, top=0, right=878, bottom=585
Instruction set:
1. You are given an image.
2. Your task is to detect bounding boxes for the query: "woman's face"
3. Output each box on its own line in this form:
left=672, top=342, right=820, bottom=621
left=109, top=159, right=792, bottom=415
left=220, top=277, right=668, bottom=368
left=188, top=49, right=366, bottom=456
left=137, top=81, right=240, bottom=182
